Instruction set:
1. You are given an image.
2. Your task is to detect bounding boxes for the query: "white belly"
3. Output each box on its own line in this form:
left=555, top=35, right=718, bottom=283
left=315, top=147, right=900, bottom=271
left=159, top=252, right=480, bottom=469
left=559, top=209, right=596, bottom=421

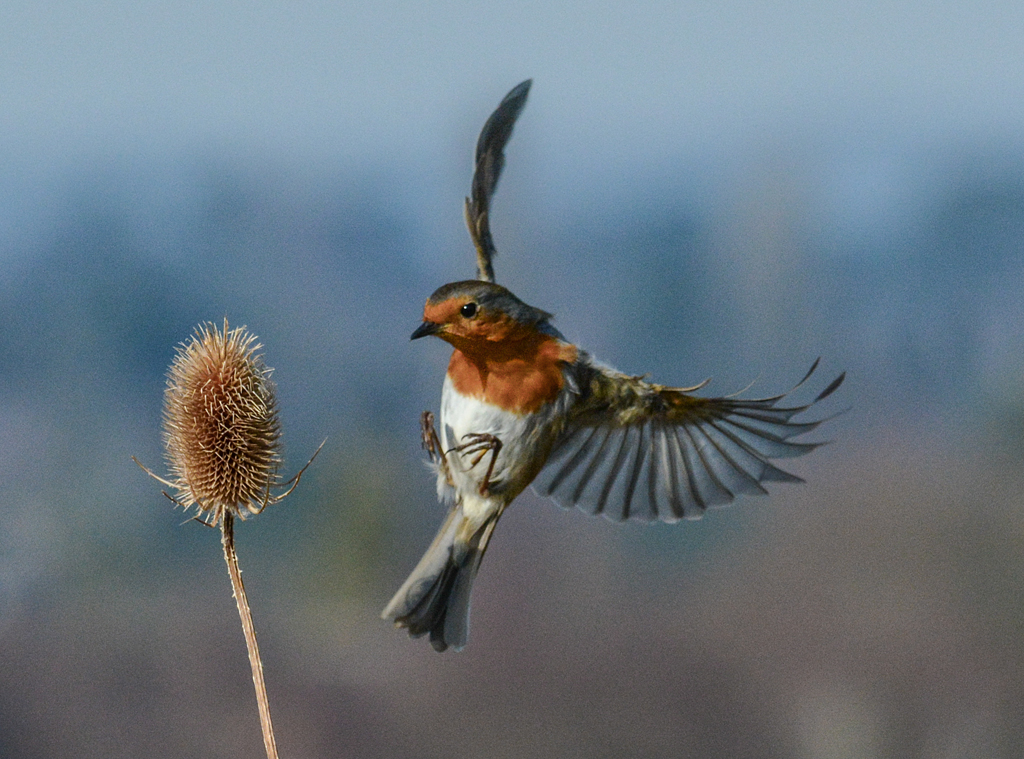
left=438, top=375, right=553, bottom=512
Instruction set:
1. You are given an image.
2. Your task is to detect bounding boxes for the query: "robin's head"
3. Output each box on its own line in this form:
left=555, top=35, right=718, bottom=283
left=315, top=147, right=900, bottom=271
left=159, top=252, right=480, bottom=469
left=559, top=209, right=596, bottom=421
left=411, top=280, right=553, bottom=346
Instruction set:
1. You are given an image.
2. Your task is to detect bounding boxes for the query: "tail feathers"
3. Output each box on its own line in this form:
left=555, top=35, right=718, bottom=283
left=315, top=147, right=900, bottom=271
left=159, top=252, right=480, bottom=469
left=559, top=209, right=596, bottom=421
left=382, top=507, right=496, bottom=652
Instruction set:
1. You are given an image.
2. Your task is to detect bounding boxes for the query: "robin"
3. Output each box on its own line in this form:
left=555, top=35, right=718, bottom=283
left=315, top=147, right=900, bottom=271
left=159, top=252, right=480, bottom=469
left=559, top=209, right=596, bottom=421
left=382, top=80, right=844, bottom=652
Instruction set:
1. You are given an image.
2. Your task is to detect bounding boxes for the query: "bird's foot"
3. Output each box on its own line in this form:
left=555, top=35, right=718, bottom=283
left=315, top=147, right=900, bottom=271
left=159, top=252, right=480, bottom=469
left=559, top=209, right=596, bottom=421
left=421, top=411, right=453, bottom=486
left=453, top=433, right=503, bottom=496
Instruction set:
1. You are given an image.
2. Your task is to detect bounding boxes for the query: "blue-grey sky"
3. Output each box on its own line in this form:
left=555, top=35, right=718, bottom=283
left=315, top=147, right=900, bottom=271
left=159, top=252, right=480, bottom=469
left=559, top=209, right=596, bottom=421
left=4, top=0, right=1023, bottom=173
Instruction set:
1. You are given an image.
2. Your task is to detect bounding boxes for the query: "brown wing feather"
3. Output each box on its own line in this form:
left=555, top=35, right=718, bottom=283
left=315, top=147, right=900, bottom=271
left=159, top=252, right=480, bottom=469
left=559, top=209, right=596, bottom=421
left=464, top=79, right=532, bottom=283
left=533, top=360, right=845, bottom=522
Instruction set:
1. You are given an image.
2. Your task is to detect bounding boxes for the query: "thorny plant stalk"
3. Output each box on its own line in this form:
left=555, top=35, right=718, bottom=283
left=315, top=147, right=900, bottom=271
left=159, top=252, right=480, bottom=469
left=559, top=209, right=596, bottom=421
left=221, top=511, right=278, bottom=759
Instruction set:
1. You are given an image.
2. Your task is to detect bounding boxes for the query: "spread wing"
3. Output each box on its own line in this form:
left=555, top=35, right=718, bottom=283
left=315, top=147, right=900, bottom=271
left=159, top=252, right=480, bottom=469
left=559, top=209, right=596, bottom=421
left=465, top=79, right=532, bottom=283
left=532, top=359, right=845, bottom=523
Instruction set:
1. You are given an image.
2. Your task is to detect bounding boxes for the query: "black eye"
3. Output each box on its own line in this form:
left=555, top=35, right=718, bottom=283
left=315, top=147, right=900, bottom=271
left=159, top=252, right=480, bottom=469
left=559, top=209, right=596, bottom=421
left=460, top=302, right=478, bottom=318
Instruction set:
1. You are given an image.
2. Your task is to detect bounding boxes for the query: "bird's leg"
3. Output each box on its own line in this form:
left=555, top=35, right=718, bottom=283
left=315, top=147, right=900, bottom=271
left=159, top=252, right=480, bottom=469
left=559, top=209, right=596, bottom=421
left=421, top=411, right=454, bottom=487
left=453, top=433, right=503, bottom=496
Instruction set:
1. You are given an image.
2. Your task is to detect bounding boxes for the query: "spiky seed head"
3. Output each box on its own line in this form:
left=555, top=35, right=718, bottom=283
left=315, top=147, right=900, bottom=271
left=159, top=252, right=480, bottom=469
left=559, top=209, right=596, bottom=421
left=162, top=320, right=281, bottom=526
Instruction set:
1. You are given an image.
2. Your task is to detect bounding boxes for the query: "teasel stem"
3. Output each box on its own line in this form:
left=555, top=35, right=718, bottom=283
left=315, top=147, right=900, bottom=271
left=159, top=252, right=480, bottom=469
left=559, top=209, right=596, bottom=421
left=221, top=511, right=279, bottom=759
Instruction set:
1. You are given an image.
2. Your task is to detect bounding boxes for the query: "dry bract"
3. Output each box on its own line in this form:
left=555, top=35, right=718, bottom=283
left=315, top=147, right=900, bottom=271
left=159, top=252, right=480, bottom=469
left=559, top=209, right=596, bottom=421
left=163, top=320, right=281, bottom=526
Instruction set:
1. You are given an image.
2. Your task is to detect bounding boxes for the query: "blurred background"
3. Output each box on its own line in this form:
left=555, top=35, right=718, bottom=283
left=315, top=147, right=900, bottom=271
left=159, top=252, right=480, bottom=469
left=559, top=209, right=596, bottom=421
left=2, top=1, right=1024, bottom=757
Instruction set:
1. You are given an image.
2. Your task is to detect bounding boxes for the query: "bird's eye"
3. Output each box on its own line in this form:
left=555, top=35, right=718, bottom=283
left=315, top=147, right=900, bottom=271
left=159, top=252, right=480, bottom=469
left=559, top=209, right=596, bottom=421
left=460, top=302, right=478, bottom=318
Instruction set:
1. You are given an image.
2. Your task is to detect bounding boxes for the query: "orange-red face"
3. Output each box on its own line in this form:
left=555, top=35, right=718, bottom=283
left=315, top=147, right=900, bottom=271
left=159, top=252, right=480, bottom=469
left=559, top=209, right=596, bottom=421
left=415, top=294, right=524, bottom=345
left=411, top=280, right=549, bottom=350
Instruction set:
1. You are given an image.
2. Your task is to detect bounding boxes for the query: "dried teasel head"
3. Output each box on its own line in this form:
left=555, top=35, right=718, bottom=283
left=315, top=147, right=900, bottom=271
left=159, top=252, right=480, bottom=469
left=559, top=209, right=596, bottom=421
left=162, top=320, right=283, bottom=526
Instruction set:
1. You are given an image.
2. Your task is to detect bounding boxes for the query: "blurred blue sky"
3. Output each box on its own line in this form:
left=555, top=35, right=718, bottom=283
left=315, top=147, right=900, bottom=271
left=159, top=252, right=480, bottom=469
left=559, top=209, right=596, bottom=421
left=4, top=1, right=1024, bottom=216
left=4, top=1, right=1024, bottom=150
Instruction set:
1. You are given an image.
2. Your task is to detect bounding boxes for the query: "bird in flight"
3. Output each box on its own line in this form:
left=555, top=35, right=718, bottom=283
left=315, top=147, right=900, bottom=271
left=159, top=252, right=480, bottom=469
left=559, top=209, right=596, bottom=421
left=383, top=80, right=844, bottom=652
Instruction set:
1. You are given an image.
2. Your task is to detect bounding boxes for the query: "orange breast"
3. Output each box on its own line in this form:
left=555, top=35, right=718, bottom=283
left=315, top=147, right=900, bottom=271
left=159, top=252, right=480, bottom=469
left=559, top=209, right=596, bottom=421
left=447, top=333, right=577, bottom=415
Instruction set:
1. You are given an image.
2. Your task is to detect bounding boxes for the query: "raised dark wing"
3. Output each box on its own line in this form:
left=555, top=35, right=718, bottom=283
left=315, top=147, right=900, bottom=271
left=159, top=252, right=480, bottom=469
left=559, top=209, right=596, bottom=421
left=464, top=79, right=532, bottom=283
left=532, top=360, right=845, bottom=523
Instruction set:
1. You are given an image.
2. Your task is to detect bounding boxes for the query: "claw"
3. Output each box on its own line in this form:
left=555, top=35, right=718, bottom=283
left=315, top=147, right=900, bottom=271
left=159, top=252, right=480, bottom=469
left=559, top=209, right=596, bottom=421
left=421, top=411, right=439, bottom=459
left=452, top=433, right=503, bottom=496
left=421, top=410, right=454, bottom=487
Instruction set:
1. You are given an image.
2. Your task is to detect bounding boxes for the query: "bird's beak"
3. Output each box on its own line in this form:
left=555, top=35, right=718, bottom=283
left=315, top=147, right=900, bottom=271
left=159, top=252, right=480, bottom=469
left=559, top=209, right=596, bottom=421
left=411, top=321, right=442, bottom=340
